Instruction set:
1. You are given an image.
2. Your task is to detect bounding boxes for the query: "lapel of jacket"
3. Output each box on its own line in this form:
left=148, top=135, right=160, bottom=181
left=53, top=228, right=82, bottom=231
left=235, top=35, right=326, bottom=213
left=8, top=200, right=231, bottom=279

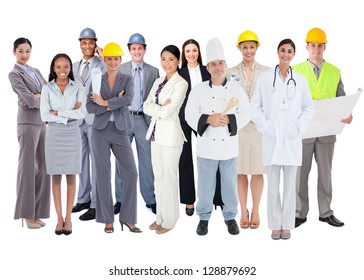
left=16, top=64, right=40, bottom=90
left=159, top=72, right=179, bottom=99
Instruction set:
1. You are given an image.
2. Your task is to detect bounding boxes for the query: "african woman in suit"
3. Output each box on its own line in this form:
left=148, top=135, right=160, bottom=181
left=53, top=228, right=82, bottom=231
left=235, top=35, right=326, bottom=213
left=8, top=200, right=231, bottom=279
left=40, top=53, right=86, bottom=235
left=178, top=39, right=223, bottom=216
left=9, top=38, right=50, bottom=229
left=144, top=45, right=188, bottom=234
left=87, top=42, right=141, bottom=234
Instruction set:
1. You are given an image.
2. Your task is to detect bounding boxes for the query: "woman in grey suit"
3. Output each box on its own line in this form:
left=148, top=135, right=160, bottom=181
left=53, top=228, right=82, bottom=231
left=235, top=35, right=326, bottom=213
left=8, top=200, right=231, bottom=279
left=40, top=53, right=86, bottom=235
left=9, top=38, right=50, bottom=229
left=87, top=42, right=140, bottom=234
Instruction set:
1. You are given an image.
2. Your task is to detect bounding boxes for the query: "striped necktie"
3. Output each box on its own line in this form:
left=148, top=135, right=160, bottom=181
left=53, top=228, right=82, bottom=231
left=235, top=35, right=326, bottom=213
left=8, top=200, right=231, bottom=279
left=131, top=67, right=142, bottom=111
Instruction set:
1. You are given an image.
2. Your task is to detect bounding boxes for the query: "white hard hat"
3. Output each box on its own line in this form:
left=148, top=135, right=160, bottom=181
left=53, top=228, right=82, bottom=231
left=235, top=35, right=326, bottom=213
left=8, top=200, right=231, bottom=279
left=206, top=37, right=225, bottom=64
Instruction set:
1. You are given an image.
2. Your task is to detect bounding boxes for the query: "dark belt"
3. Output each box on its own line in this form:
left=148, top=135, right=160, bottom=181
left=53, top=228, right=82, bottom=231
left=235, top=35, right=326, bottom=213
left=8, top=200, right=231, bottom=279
left=130, top=111, right=144, bottom=116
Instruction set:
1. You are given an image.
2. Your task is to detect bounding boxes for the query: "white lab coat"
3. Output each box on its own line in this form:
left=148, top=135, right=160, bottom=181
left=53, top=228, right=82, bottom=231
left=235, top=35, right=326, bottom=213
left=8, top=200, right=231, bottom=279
left=185, top=80, right=250, bottom=160
left=250, top=67, right=315, bottom=166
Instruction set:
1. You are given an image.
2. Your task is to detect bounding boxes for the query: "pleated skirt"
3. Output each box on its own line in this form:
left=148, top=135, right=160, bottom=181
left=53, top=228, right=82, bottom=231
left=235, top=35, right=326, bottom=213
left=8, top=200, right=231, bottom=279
left=45, top=121, right=82, bottom=175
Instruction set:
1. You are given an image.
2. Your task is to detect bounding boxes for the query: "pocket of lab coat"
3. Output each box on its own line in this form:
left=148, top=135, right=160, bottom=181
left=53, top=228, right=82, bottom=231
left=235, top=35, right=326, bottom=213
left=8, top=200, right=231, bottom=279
left=287, top=121, right=300, bottom=140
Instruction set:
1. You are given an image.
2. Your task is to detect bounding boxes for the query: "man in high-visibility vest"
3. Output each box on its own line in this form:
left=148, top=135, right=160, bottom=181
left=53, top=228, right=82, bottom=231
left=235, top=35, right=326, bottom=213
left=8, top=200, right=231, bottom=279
left=293, top=27, right=352, bottom=228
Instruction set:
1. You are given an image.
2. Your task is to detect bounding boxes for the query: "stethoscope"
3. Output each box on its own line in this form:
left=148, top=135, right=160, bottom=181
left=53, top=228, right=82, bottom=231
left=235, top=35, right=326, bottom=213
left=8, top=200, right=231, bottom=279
left=272, top=65, right=296, bottom=99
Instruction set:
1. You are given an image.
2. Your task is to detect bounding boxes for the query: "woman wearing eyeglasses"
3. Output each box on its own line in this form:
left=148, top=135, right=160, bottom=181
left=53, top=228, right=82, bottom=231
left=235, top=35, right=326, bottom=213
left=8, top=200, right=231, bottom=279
left=250, top=39, right=315, bottom=240
left=144, top=45, right=188, bottom=234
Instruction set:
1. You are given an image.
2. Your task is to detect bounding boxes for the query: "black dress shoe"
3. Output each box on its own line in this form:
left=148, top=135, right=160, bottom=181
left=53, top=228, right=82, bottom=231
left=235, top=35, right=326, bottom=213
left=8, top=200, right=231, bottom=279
left=196, top=220, right=209, bottom=236
left=185, top=206, right=194, bottom=216
left=225, top=219, right=240, bottom=235
left=79, top=208, right=96, bottom=221
left=146, top=203, right=157, bottom=214
left=295, top=217, right=307, bottom=228
left=72, top=201, right=91, bottom=213
left=114, top=202, right=121, bottom=215
left=319, top=215, right=344, bottom=227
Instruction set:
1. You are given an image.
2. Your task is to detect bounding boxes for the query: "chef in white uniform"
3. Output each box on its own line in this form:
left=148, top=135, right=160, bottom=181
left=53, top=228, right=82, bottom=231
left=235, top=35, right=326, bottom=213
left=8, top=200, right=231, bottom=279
left=250, top=39, right=315, bottom=240
left=185, top=38, right=250, bottom=236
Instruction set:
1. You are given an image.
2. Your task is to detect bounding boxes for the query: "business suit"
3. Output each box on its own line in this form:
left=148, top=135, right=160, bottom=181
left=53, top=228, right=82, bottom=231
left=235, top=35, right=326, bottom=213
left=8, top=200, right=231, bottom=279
left=114, top=61, right=159, bottom=206
left=179, top=66, right=223, bottom=207
left=87, top=72, right=138, bottom=224
left=144, top=72, right=188, bottom=229
left=73, top=57, right=105, bottom=209
left=9, top=64, right=50, bottom=220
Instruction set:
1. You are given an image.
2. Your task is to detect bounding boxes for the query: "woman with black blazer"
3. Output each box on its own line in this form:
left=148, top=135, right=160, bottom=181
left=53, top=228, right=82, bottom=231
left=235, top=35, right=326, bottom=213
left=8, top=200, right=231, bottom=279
left=178, top=39, right=223, bottom=216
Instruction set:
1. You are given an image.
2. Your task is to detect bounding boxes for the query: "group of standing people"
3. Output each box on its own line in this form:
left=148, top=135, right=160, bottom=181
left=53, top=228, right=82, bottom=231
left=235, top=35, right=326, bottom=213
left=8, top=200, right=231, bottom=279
left=9, top=26, right=352, bottom=239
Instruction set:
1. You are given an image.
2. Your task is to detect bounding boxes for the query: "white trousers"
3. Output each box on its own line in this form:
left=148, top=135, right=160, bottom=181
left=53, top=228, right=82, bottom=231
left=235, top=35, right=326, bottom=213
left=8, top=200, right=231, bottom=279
left=266, top=165, right=297, bottom=230
left=151, top=142, right=183, bottom=229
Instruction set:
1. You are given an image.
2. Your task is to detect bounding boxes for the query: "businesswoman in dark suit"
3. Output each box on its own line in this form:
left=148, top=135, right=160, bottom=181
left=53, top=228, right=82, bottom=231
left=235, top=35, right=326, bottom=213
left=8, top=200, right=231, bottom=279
left=87, top=42, right=141, bottom=234
left=9, top=37, right=51, bottom=229
left=178, top=39, right=223, bottom=216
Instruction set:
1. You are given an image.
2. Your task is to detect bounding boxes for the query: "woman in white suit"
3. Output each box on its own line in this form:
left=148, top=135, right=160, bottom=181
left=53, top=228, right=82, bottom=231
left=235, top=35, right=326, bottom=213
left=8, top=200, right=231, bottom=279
left=250, top=39, right=315, bottom=240
left=144, top=45, right=188, bottom=234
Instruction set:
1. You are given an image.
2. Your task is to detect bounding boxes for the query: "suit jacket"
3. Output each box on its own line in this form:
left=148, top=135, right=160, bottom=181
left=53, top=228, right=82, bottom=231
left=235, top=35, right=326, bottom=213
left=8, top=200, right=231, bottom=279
left=119, top=61, right=159, bottom=124
left=144, top=72, right=188, bottom=147
left=226, top=62, right=270, bottom=102
left=9, top=64, right=47, bottom=125
left=178, top=65, right=210, bottom=122
left=86, top=72, right=133, bottom=131
left=73, top=56, right=106, bottom=125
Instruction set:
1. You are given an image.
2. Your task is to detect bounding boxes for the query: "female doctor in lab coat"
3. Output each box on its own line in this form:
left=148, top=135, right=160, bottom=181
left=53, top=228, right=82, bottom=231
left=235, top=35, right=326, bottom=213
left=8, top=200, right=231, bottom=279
left=250, top=39, right=315, bottom=240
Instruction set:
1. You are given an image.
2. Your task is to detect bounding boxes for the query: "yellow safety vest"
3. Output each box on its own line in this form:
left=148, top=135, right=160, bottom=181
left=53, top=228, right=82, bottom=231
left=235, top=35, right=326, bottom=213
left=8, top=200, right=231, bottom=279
left=293, top=61, right=340, bottom=100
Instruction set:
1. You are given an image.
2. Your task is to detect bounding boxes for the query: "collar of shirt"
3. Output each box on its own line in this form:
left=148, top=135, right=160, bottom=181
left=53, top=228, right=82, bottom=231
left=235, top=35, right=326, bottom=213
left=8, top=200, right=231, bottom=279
left=80, top=57, right=95, bottom=72
left=307, top=59, right=325, bottom=71
left=131, top=61, right=144, bottom=73
left=278, top=66, right=291, bottom=82
left=16, top=63, right=35, bottom=75
left=50, top=78, right=75, bottom=88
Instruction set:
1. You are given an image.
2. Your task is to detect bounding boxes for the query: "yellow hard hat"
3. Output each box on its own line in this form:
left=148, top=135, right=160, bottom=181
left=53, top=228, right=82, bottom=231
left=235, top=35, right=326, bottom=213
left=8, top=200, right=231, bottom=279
left=236, top=30, right=260, bottom=48
left=305, top=28, right=327, bottom=43
left=103, top=42, right=124, bottom=57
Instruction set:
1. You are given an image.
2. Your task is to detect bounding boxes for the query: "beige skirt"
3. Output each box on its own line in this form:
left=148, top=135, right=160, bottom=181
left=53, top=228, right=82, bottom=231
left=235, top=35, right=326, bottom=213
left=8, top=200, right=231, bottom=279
left=238, top=121, right=265, bottom=175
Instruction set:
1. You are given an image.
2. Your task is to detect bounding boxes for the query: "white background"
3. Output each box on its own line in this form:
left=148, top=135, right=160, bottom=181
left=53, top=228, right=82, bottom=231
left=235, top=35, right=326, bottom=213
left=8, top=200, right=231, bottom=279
left=1, top=0, right=363, bottom=279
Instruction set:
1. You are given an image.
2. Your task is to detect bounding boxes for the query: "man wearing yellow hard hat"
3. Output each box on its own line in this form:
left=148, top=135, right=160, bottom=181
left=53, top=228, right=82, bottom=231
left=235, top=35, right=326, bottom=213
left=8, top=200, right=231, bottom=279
left=293, top=28, right=353, bottom=228
left=87, top=42, right=141, bottom=234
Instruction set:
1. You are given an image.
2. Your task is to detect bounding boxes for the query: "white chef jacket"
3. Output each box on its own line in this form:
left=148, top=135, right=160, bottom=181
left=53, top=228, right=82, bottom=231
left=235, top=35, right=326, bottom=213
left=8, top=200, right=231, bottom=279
left=185, top=80, right=250, bottom=160
left=250, top=67, right=315, bottom=166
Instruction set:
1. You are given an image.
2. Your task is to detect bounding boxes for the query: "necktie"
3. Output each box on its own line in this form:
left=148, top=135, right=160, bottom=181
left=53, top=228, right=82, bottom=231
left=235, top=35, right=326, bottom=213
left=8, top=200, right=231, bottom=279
left=81, top=61, right=90, bottom=83
left=131, top=67, right=142, bottom=111
left=314, top=66, right=320, bottom=79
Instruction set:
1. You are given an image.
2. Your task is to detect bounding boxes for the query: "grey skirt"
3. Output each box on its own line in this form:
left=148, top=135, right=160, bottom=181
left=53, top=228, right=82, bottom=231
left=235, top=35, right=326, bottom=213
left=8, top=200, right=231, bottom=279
left=45, top=121, right=82, bottom=175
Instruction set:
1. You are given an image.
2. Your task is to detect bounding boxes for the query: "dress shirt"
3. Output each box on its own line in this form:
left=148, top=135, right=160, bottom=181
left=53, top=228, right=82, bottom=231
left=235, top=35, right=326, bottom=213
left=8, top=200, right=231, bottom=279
left=40, top=79, right=86, bottom=125
left=188, top=64, right=202, bottom=88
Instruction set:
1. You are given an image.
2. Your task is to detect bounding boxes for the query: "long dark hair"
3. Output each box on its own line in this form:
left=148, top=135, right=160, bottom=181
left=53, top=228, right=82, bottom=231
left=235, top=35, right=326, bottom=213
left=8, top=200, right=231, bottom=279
left=48, top=53, right=75, bottom=82
left=181, top=39, right=203, bottom=68
left=161, top=45, right=181, bottom=71
left=13, top=37, right=32, bottom=51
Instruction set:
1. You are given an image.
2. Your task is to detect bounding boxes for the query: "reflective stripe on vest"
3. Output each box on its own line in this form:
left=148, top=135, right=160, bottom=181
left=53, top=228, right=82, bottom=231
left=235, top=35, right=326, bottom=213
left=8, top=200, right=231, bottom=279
left=293, top=61, right=340, bottom=100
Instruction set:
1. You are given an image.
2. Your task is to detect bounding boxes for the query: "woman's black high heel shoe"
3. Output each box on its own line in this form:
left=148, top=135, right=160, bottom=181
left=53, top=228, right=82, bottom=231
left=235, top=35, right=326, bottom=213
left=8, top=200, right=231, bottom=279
left=55, top=223, right=64, bottom=235
left=63, top=222, right=72, bottom=236
left=120, top=221, right=142, bottom=233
